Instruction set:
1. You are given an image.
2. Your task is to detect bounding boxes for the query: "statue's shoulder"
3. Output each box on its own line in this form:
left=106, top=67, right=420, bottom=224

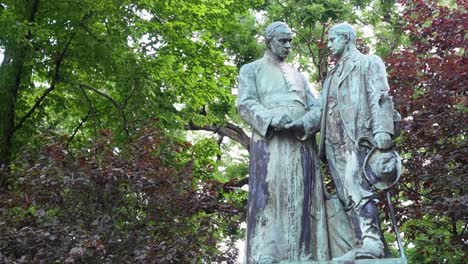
left=359, top=53, right=385, bottom=74
left=358, top=52, right=382, bottom=63
left=246, top=57, right=267, bottom=67
left=369, top=54, right=385, bottom=64
left=239, top=58, right=265, bottom=75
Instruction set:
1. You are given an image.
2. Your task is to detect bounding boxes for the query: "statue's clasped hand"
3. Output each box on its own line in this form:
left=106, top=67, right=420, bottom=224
left=374, top=132, right=392, bottom=150
left=284, top=119, right=304, bottom=132
left=271, top=114, right=292, bottom=131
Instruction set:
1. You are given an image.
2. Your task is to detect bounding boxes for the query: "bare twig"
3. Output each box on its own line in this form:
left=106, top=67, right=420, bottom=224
left=79, top=86, right=98, bottom=140
left=79, top=84, right=130, bottom=136
left=66, top=108, right=92, bottom=148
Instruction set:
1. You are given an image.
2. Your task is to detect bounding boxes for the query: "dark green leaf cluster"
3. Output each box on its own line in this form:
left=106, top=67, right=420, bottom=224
left=386, top=1, right=467, bottom=262
left=0, top=127, right=243, bottom=263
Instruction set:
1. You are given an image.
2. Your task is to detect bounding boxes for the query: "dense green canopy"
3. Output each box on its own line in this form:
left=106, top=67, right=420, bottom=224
left=0, top=0, right=465, bottom=262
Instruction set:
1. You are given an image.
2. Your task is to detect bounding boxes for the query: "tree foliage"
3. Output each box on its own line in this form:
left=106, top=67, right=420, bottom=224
left=0, top=0, right=466, bottom=262
left=386, top=0, right=467, bottom=262
left=0, top=128, right=244, bottom=263
left=0, top=0, right=263, bottom=172
left=0, top=0, right=261, bottom=261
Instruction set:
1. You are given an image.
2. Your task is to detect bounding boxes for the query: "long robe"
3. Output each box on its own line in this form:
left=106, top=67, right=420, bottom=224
left=237, top=52, right=329, bottom=263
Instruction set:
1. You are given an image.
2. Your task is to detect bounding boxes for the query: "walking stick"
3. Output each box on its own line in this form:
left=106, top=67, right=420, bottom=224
left=358, top=136, right=407, bottom=262
left=385, top=190, right=407, bottom=262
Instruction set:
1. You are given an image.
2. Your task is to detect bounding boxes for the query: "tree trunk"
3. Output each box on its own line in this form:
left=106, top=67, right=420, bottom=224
left=0, top=50, right=18, bottom=185
left=0, top=0, right=40, bottom=187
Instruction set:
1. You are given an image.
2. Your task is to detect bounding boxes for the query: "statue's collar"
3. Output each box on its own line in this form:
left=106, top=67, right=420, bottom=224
left=330, top=49, right=360, bottom=75
left=337, top=48, right=359, bottom=64
left=264, top=50, right=285, bottom=64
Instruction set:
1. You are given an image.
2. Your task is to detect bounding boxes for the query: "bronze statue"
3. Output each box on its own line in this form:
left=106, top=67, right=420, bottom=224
left=287, top=22, right=397, bottom=260
left=237, top=22, right=329, bottom=263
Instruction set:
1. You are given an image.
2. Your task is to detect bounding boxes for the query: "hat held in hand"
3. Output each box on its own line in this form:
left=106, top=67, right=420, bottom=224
left=358, top=137, right=402, bottom=190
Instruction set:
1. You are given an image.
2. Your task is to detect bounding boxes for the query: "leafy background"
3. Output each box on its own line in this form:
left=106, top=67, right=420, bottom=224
left=0, top=0, right=466, bottom=263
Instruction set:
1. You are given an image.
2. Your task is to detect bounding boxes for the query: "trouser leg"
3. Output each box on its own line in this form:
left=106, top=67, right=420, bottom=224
left=326, top=137, right=385, bottom=260
left=355, top=201, right=384, bottom=259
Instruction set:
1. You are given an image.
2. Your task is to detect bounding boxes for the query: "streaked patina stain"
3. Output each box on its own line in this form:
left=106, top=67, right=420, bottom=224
left=238, top=48, right=330, bottom=261
left=246, top=139, right=270, bottom=257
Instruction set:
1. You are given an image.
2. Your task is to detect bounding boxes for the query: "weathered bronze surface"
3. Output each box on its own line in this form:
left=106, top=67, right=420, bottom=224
left=286, top=22, right=399, bottom=261
left=237, top=21, right=330, bottom=263
left=238, top=22, right=401, bottom=263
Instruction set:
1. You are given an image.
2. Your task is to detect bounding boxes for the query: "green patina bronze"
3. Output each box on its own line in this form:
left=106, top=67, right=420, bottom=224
left=291, top=22, right=398, bottom=261
left=237, top=22, right=403, bottom=263
left=237, top=22, right=330, bottom=263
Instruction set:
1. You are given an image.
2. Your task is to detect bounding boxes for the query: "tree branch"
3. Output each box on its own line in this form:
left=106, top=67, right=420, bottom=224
left=274, top=0, right=286, bottom=9
left=223, top=177, right=249, bottom=191
left=66, top=108, right=92, bottom=148
left=185, top=122, right=250, bottom=151
left=225, top=122, right=247, bottom=137
left=1, top=50, right=11, bottom=66
left=122, top=84, right=136, bottom=110
left=79, top=84, right=130, bottom=136
left=14, top=12, right=92, bottom=132
left=14, top=31, right=76, bottom=132
left=27, top=0, right=40, bottom=34
left=79, top=85, right=98, bottom=140
left=216, top=135, right=224, bottom=161
left=460, top=222, right=467, bottom=238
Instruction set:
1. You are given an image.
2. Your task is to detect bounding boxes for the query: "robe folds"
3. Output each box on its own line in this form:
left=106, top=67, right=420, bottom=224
left=237, top=52, right=330, bottom=263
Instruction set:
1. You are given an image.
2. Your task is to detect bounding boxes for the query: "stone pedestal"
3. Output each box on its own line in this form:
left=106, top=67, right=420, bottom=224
left=279, top=257, right=407, bottom=264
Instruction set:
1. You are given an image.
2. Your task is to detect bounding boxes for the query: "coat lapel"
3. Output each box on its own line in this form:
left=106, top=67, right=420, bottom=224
left=337, top=58, right=357, bottom=88
left=337, top=52, right=362, bottom=141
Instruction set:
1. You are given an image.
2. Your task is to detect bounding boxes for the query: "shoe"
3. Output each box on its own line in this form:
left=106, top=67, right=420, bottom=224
left=332, top=248, right=356, bottom=261
left=355, top=236, right=384, bottom=259
left=356, top=202, right=384, bottom=259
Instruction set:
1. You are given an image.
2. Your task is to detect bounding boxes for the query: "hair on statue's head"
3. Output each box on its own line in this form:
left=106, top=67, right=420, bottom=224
left=330, top=22, right=357, bottom=42
left=265, top=21, right=290, bottom=42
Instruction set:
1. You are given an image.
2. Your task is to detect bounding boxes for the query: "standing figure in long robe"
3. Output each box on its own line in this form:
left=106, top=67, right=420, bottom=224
left=237, top=21, right=329, bottom=263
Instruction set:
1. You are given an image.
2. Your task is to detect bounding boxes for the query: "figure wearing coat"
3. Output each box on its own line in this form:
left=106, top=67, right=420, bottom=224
left=302, top=49, right=395, bottom=209
left=299, top=49, right=395, bottom=257
left=237, top=51, right=329, bottom=263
